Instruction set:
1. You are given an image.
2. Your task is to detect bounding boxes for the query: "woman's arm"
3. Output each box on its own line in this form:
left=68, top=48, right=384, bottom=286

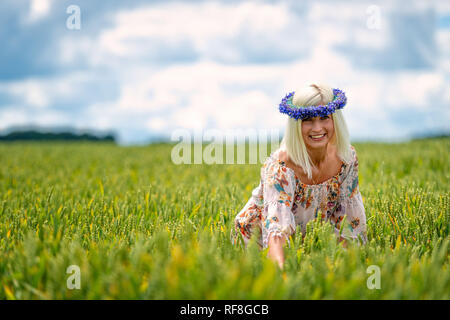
left=260, top=156, right=296, bottom=266
left=338, top=235, right=348, bottom=248
left=268, top=233, right=287, bottom=269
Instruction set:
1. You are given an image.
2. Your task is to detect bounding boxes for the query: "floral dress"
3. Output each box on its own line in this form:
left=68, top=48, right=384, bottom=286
left=232, top=145, right=367, bottom=249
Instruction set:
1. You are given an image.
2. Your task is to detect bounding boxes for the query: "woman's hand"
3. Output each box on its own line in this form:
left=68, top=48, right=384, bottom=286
left=268, top=233, right=286, bottom=269
left=338, top=236, right=348, bottom=248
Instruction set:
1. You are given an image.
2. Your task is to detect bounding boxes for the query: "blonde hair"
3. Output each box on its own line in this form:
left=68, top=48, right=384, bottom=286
left=279, top=82, right=352, bottom=180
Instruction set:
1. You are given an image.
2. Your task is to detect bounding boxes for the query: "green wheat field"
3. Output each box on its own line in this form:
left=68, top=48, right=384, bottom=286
left=0, top=138, right=448, bottom=299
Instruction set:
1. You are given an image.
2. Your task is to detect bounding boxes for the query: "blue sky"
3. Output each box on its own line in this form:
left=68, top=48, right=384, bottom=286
left=0, top=0, right=449, bottom=145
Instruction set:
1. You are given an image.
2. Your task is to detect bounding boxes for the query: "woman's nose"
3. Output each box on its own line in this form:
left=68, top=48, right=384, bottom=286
left=312, top=119, right=322, bottom=131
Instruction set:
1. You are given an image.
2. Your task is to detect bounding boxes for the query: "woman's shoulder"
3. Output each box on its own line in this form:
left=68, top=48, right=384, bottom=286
left=344, top=144, right=357, bottom=165
left=349, top=144, right=358, bottom=164
left=342, top=145, right=359, bottom=179
left=261, top=148, right=292, bottom=176
left=263, top=148, right=283, bottom=166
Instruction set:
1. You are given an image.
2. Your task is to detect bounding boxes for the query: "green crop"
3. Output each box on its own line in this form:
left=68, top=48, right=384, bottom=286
left=0, top=139, right=448, bottom=299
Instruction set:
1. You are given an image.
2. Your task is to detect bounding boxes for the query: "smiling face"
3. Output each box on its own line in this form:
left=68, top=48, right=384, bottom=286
left=300, top=114, right=335, bottom=149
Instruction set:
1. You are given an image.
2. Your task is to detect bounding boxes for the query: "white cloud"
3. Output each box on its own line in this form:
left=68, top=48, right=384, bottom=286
left=0, top=72, right=93, bottom=110
left=80, top=49, right=448, bottom=142
left=0, top=106, right=70, bottom=131
left=3, top=0, right=449, bottom=144
left=26, top=0, right=52, bottom=23
left=146, top=116, right=167, bottom=131
left=98, top=1, right=291, bottom=57
left=385, top=72, right=445, bottom=108
left=0, top=79, right=49, bottom=108
left=0, top=107, right=29, bottom=130
left=62, top=0, right=302, bottom=66
left=437, top=29, right=450, bottom=57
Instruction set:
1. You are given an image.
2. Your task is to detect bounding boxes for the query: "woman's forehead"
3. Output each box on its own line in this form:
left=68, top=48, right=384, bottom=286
left=302, top=115, right=327, bottom=121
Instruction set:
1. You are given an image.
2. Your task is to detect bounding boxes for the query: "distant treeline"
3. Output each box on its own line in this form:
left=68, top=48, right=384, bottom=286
left=412, top=132, right=449, bottom=141
left=0, top=130, right=116, bottom=143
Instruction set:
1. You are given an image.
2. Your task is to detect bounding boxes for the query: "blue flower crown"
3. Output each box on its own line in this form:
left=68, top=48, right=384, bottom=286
left=279, top=88, right=347, bottom=121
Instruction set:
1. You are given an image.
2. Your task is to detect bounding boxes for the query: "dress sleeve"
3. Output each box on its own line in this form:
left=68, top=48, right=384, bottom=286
left=334, top=147, right=368, bottom=244
left=261, top=158, right=296, bottom=250
left=233, top=182, right=263, bottom=247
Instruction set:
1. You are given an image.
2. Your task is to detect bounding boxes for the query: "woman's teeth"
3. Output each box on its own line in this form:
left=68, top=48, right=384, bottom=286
left=310, top=133, right=326, bottom=140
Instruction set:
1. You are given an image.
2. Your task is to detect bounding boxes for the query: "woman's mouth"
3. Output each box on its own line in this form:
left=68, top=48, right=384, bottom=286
left=309, top=133, right=327, bottom=141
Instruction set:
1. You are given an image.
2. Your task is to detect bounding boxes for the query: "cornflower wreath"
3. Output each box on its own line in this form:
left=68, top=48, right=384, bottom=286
left=279, top=88, right=347, bottom=121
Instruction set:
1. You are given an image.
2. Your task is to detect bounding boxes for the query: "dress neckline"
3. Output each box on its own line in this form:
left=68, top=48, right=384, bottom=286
left=272, top=151, right=347, bottom=188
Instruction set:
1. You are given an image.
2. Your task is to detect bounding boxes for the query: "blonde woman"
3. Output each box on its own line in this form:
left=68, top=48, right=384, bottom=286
left=233, top=82, right=367, bottom=269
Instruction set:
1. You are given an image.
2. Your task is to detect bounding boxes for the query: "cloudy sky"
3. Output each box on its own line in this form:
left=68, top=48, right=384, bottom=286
left=0, top=0, right=449, bottom=144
